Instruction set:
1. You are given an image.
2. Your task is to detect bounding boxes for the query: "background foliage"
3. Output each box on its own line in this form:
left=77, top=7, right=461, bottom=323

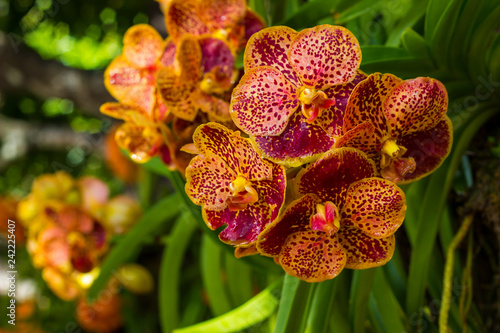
left=1, top=0, right=500, bottom=332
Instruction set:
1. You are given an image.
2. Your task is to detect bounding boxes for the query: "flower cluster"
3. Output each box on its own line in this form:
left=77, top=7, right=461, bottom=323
left=183, top=24, right=452, bottom=282
left=18, top=172, right=142, bottom=300
left=101, top=0, right=265, bottom=174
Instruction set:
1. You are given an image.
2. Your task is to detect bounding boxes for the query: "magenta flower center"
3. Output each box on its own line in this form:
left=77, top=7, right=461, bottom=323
left=299, top=87, right=335, bottom=123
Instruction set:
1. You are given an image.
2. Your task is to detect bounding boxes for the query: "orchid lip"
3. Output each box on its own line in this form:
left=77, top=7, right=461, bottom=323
left=310, top=201, right=340, bottom=236
left=380, top=138, right=407, bottom=168
left=298, top=87, right=335, bottom=123
left=227, top=176, right=258, bottom=210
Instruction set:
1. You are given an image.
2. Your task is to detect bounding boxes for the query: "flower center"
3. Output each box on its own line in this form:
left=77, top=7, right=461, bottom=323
left=380, top=138, right=416, bottom=182
left=310, top=201, right=340, bottom=236
left=227, top=176, right=258, bottom=211
left=298, top=87, right=335, bottom=123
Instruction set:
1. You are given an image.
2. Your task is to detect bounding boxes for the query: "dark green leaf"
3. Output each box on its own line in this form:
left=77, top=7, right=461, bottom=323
left=360, top=57, right=435, bottom=78
left=361, top=45, right=409, bottom=64
left=385, top=0, right=429, bottom=47
left=274, top=275, right=313, bottom=333
left=349, top=269, right=376, bottom=333
left=401, top=28, right=431, bottom=59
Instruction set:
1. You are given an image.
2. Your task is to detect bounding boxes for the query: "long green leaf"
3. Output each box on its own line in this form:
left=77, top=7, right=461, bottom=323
left=360, top=45, right=409, bottom=64
left=173, top=279, right=282, bottom=333
left=201, top=234, right=233, bottom=316
left=159, top=212, right=198, bottom=333
left=279, top=0, right=339, bottom=29
left=369, top=269, right=408, bottom=333
left=349, top=269, right=376, bottom=333
left=401, top=28, right=431, bottom=60
left=274, top=275, right=312, bottom=333
left=429, top=0, right=464, bottom=69
left=424, top=0, right=451, bottom=42
left=360, top=58, right=435, bottom=78
left=385, top=0, right=429, bottom=47
left=87, top=194, right=181, bottom=301
left=304, top=278, right=338, bottom=333
left=225, top=251, right=254, bottom=307
left=334, top=0, right=382, bottom=24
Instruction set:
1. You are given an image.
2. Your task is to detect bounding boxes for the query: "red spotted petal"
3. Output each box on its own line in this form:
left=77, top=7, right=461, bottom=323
left=288, top=25, right=361, bottom=90
left=156, top=67, right=200, bottom=122
left=343, top=73, right=402, bottom=140
left=165, top=0, right=209, bottom=43
left=203, top=163, right=286, bottom=246
left=239, top=9, right=266, bottom=51
left=337, top=226, right=395, bottom=269
left=104, top=55, right=156, bottom=115
left=384, top=77, right=448, bottom=137
left=175, top=34, right=202, bottom=83
left=244, top=26, right=300, bottom=86
left=115, top=123, right=163, bottom=163
left=335, top=122, right=377, bottom=155
left=278, top=230, right=346, bottom=282
left=397, top=116, right=453, bottom=184
left=252, top=111, right=336, bottom=167
left=159, top=38, right=177, bottom=67
left=257, top=194, right=321, bottom=257
left=192, top=123, right=273, bottom=181
left=185, top=154, right=236, bottom=210
left=295, top=147, right=377, bottom=206
left=342, top=178, right=406, bottom=239
left=199, top=0, right=246, bottom=31
left=100, top=102, right=150, bottom=123
left=123, top=24, right=164, bottom=69
left=317, top=70, right=367, bottom=137
left=230, top=66, right=300, bottom=136
left=199, top=37, right=235, bottom=78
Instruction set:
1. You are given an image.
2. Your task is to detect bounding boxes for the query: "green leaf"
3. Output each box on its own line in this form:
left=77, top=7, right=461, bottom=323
left=303, top=278, right=339, bottom=333
left=201, top=234, right=233, bottom=316
left=173, top=279, right=282, bottom=333
left=225, top=251, right=254, bottom=307
left=424, top=0, right=451, bottom=42
left=385, top=0, right=429, bottom=47
left=401, top=28, right=431, bottom=59
left=159, top=212, right=198, bottom=333
left=405, top=106, right=500, bottom=315
left=328, top=270, right=352, bottom=333
left=368, top=269, right=408, bottom=333
left=467, top=5, right=500, bottom=79
left=334, top=0, right=382, bottom=24
left=360, top=57, right=435, bottom=78
left=486, top=32, right=500, bottom=84
left=87, top=194, right=181, bottom=301
left=429, top=0, right=464, bottom=69
left=447, top=0, right=484, bottom=78
left=279, top=0, right=339, bottom=30
left=349, top=269, right=376, bottom=333
left=274, top=275, right=313, bottom=333
left=360, top=45, right=409, bottom=64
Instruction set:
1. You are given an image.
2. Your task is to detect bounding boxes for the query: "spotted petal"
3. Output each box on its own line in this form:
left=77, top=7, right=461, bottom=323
left=238, top=9, right=266, bottom=51
left=100, top=102, right=150, bottom=123
left=280, top=230, right=346, bottom=282
left=384, top=76, right=448, bottom=137
left=104, top=55, right=156, bottom=115
left=192, top=123, right=272, bottom=181
left=199, top=37, right=235, bottom=78
left=317, top=70, right=367, bottom=137
left=343, top=73, right=402, bottom=140
left=295, top=147, right=377, bottom=206
left=337, top=226, right=395, bottom=269
left=244, top=26, right=300, bottom=86
left=202, top=163, right=286, bottom=246
left=115, top=123, right=163, bottom=163
left=175, top=34, right=202, bottom=82
left=165, top=0, right=209, bottom=43
left=185, top=154, right=236, bottom=211
left=123, top=24, right=164, bottom=69
left=258, top=194, right=322, bottom=257
left=252, top=111, right=336, bottom=167
left=288, top=25, right=361, bottom=90
left=199, top=0, right=246, bottom=31
left=230, top=66, right=300, bottom=136
left=342, top=178, right=406, bottom=239
left=397, top=116, right=453, bottom=184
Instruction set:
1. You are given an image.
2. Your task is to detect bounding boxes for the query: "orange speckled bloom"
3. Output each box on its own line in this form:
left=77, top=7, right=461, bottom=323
left=339, top=73, right=453, bottom=184
left=257, top=148, right=406, bottom=282
left=184, top=123, right=286, bottom=247
left=165, top=0, right=265, bottom=53
left=230, top=25, right=366, bottom=166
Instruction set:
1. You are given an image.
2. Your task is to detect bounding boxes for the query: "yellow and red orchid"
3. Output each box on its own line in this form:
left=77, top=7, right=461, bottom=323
left=184, top=123, right=286, bottom=247
left=156, top=34, right=237, bottom=123
left=257, top=148, right=406, bottom=282
left=338, top=73, right=452, bottom=184
left=104, top=24, right=173, bottom=120
left=164, top=0, right=265, bottom=53
left=230, top=25, right=366, bottom=167
left=18, top=172, right=141, bottom=301
left=100, top=102, right=174, bottom=164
